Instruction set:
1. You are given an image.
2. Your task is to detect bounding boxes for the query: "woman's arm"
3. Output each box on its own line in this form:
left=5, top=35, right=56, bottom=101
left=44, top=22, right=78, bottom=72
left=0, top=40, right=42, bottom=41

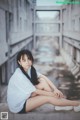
left=31, top=89, right=58, bottom=98
left=39, top=74, right=65, bottom=98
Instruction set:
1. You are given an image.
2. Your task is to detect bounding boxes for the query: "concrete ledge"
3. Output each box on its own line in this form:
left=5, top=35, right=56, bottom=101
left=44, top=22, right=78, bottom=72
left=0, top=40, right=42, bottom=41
left=0, top=103, right=80, bottom=120
left=0, top=103, right=55, bottom=113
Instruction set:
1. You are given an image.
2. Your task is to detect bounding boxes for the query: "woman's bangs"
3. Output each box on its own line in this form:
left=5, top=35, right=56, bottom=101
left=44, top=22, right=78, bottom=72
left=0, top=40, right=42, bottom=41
left=21, top=54, right=25, bottom=60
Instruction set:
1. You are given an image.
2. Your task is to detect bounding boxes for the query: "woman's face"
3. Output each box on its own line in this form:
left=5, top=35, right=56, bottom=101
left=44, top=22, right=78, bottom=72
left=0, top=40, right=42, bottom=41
left=18, top=54, right=32, bottom=71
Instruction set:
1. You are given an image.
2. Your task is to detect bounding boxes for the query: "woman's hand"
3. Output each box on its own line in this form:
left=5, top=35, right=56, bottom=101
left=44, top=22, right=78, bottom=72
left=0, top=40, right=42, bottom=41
left=53, top=89, right=65, bottom=98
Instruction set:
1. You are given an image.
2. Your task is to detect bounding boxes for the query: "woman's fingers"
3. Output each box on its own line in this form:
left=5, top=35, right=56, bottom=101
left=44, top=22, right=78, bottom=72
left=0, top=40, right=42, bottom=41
left=54, top=92, right=65, bottom=98
left=53, top=89, right=65, bottom=98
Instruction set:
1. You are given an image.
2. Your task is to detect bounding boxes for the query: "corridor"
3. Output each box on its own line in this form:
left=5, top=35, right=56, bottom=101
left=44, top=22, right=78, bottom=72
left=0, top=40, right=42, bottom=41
left=0, top=0, right=80, bottom=120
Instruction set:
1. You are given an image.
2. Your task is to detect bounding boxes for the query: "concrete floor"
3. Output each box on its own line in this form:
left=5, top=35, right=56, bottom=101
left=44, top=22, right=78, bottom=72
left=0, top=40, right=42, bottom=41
left=34, top=38, right=80, bottom=100
left=0, top=38, right=80, bottom=120
left=0, top=103, right=80, bottom=120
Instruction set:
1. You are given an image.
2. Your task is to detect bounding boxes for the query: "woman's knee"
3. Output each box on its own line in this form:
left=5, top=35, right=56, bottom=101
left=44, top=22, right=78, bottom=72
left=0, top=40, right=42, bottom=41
left=39, top=78, right=49, bottom=86
left=35, top=83, right=44, bottom=90
left=38, top=78, right=45, bottom=82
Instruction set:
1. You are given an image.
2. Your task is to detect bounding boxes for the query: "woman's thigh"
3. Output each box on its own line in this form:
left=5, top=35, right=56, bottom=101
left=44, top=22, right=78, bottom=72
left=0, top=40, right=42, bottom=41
left=25, top=95, right=50, bottom=112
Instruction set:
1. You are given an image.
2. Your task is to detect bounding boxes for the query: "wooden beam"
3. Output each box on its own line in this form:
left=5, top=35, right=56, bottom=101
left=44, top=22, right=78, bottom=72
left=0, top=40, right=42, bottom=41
left=35, top=6, right=62, bottom=11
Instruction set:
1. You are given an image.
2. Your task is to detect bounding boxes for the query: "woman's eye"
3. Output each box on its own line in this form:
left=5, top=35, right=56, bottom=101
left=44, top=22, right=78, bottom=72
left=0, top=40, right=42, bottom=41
left=23, top=59, right=26, bottom=62
left=28, top=58, right=31, bottom=61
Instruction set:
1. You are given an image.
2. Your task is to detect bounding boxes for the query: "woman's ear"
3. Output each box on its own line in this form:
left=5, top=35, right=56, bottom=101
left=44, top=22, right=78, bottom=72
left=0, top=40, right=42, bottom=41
left=18, top=60, right=21, bottom=65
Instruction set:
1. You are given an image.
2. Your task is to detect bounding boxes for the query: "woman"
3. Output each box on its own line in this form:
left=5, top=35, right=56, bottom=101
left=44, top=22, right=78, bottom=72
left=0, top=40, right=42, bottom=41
left=7, top=49, right=80, bottom=113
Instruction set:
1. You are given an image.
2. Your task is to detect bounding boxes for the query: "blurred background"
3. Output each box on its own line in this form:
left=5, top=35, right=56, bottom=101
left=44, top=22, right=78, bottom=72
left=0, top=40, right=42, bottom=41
left=0, top=0, right=80, bottom=106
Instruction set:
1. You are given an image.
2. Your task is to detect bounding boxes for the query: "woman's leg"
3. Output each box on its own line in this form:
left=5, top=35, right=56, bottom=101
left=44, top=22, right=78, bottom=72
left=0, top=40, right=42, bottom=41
left=26, top=95, right=79, bottom=112
left=26, top=96, right=50, bottom=112
left=36, top=78, right=52, bottom=92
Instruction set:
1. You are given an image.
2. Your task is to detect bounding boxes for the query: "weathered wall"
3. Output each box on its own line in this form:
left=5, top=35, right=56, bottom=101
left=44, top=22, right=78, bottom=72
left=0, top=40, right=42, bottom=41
left=0, top=0, right=34, bottom=84
left=61, top=4, right=80, bottom=78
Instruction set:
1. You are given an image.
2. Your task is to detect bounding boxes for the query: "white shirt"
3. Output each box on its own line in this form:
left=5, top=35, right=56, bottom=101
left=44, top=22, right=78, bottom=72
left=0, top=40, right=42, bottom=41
left=7, top=67, right=41, bottom=113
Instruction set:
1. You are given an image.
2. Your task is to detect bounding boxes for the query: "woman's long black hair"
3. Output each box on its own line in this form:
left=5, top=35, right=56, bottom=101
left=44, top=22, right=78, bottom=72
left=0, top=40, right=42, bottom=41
left=17, top=49, right=39, bottom=85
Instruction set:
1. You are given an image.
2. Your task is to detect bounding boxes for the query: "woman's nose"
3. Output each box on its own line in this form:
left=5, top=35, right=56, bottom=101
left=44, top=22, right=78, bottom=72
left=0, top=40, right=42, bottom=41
left=26, top=60, right=30, bottom=64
